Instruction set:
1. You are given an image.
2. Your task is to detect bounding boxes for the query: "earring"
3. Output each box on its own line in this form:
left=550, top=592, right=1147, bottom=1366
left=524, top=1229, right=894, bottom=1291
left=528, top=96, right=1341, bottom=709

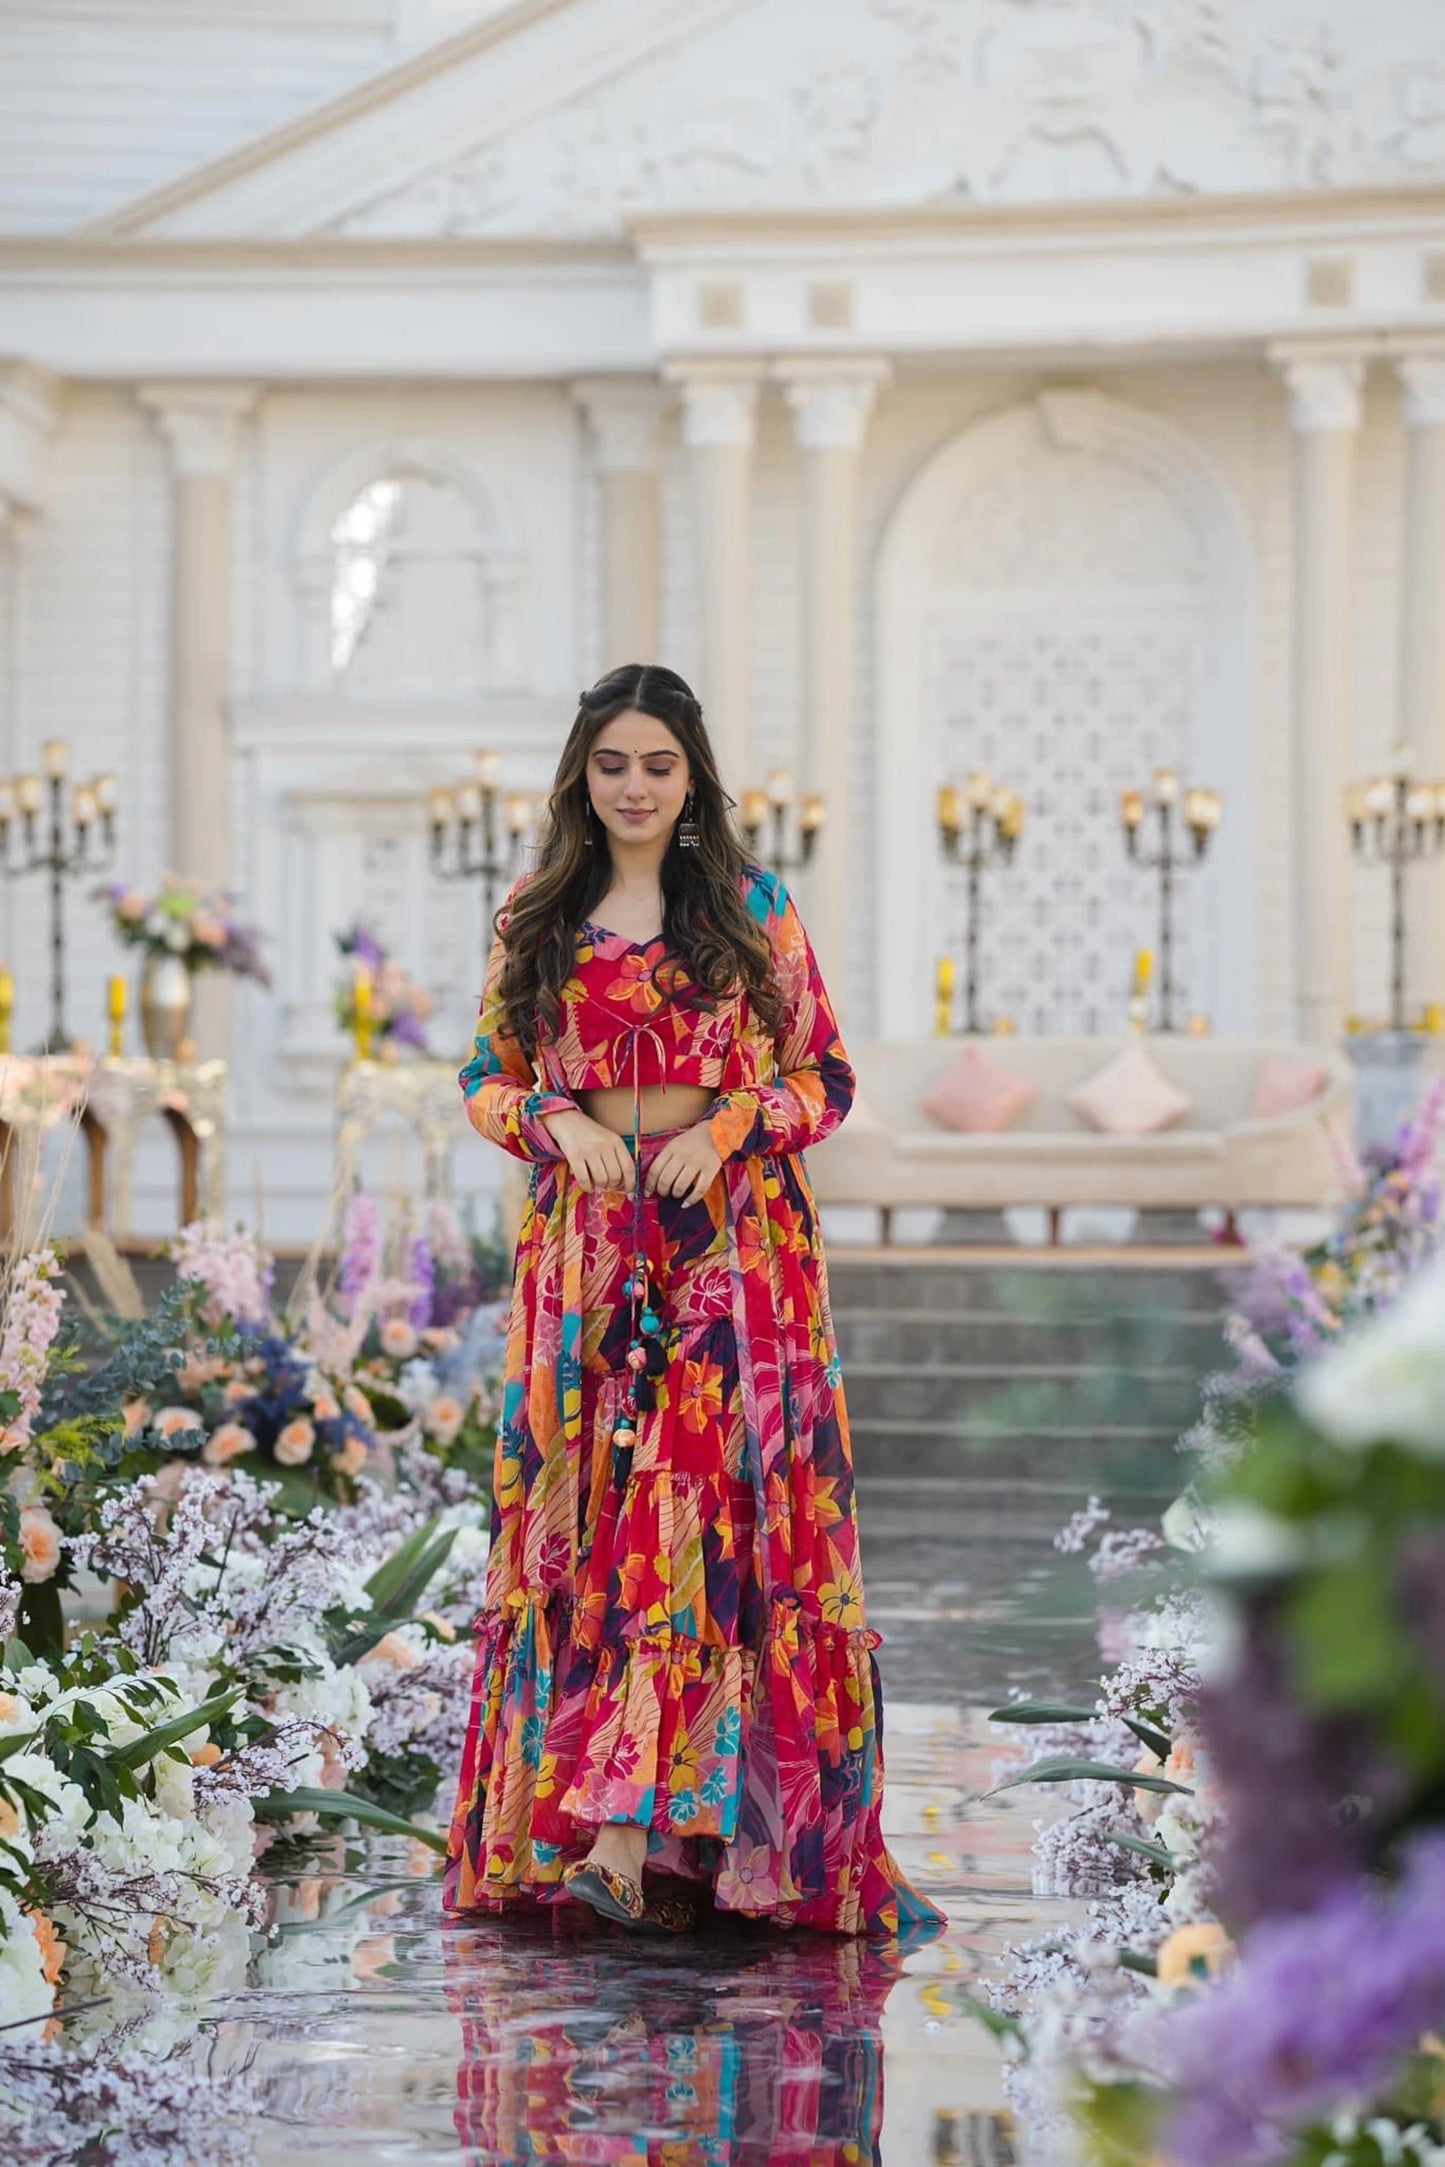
left=678, top=790, right=700, bottom=850
left=583, top=803, right=595, bottom=847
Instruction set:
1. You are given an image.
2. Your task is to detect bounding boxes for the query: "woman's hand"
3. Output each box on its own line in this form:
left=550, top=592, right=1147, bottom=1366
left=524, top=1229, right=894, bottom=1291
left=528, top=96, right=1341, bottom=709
left=643, top=1121, right=722, bottom=1204
left=539, top=1108, right=636, bottom=1192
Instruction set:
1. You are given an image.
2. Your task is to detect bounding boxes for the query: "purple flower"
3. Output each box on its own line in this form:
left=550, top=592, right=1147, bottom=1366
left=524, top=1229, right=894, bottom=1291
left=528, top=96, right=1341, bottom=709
left=408, top=1232, right=435, bottom=1329
left=389, top=1007, right=429, bottom=1052
left=337, top=922, right=386, bottom=972
left=1151, top=1832, right=1445, bottom=2167
left=339, top=1191, right=380, bottom=1305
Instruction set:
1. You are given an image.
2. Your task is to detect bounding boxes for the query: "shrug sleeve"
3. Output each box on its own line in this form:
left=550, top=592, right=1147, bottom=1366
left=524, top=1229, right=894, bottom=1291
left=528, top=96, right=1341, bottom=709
left=705, top=873, right=856, bottom=1163
left=457, top=884, right=577, bottom=1164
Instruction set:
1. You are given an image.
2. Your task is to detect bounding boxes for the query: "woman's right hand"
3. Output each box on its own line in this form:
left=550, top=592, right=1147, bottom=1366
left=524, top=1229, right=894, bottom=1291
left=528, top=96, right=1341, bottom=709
left=539, top=1107, right=636, bottom=1192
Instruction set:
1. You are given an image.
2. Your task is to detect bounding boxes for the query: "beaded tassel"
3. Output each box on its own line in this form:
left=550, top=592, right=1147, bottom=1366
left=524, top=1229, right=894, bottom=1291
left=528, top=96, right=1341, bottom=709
left=612, top=1017, right=668, bottom=1456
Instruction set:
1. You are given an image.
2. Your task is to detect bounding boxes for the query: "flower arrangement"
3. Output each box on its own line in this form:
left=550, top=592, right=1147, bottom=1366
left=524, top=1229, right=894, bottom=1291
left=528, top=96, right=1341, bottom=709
left=974, top=1107, right=1445, bottom=2167
left=100, top=875, right=271, bottom=985
left=333, top=924, right=432, bottom=1054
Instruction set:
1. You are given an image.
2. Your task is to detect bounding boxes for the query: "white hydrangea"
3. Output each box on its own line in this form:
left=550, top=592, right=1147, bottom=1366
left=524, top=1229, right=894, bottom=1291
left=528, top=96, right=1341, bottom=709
left=1296, top=1245, right=1445, bottom=1455
left=150, top=1749, right=196, bottom=1822
left=157, top=1896, right=251, bottom=2001
left=270, top=1651, right=373, bottom=1747
left=0, top=1889, right=51, bottom=2029
left=1, top=1752, right=89, bottom=1848
left=199, top=1792, right=257, bottom=1880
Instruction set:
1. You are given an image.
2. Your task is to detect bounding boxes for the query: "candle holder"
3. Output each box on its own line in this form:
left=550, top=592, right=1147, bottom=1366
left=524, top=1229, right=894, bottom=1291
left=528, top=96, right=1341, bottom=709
left=740, top=771, right=825, bottom=875
left=428, top=750, right=532, bottom=922
left=935, top=772, right=1025, bottom=1034
left=0, top=741, right=118, bottom=1051
left=1119, top=769, right=1221, bottom=1034
left=1348, top=747, right=1445, bottom=1031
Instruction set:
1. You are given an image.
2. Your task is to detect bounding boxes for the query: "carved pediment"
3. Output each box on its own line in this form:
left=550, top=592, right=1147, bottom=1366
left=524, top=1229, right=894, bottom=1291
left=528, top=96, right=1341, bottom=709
left=110, top=0, right=1445, bottom=243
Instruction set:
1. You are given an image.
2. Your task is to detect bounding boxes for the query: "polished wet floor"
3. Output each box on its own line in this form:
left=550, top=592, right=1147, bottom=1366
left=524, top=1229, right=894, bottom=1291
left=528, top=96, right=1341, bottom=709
left=205, top=1482, right=1115, bottom=2167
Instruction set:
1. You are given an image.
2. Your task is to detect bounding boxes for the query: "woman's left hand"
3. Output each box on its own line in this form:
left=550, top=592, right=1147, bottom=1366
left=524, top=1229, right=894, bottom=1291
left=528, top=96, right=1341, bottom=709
left=643, top=1120, right=722, bottom=1203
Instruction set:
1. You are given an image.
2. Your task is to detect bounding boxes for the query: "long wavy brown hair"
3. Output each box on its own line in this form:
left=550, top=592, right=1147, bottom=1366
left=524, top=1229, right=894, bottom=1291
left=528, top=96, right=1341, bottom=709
left=492, top=662, right=786, bottom=1058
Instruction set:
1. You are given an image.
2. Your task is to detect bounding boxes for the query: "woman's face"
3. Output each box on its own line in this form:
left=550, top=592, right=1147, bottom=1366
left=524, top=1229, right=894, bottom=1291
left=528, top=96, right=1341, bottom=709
left=586, top=710, right=691, bottom=849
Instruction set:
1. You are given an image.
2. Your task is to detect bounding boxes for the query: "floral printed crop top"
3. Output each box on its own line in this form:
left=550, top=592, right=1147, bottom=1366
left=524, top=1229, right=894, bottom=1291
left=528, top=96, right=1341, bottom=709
left=458, top=862, right=855, bottom=1166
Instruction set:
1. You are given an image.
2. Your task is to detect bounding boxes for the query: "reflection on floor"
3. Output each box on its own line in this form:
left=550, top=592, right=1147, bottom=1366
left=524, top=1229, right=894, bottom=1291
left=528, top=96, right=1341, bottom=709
left=199, top=1477, right=1129, bottom=2165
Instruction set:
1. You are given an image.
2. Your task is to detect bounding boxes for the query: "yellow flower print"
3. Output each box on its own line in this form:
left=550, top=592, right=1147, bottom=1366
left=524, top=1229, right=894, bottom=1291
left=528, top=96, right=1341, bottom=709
left=811, top=1476, right=844, bottom=1529
left=535, top=1752, right=560, bottom=1801
left=819, top=1570, right=863, bottom=1629
left=496, top=1447, right=523, bottom=1510
left=667, top=1728, right=701, bottom=1796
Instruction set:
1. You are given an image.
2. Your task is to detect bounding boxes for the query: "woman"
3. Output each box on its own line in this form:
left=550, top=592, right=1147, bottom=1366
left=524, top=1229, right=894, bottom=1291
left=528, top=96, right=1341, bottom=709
left=442, top=662, right=943, bottom=1941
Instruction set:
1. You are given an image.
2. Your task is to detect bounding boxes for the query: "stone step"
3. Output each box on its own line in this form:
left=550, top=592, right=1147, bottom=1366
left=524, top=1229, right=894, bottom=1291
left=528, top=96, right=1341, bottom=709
left=839, top=1361, right=1200, bottom=1430
left=825, top=1256, right=1227, bottom=1318
left=831, top=1309, right=1224, bottom=1368
left=847, top=1420, right=1189, bottom=1490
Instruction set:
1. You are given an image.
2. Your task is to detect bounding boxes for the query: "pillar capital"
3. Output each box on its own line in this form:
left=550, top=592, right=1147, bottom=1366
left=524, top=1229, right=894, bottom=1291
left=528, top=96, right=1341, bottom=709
left=571, top=377, right=667, bottom=475
left=1395, top=350, right=1445, bottom=431
left=774, top=357, right=890, bottom=453
left=0, top=360, right=61, bottom=515
left=138, top=382, right=260, bottom=477
left=661, top=361, right=760, bottom=452
left=1268, top=345, right=1367, bottom=433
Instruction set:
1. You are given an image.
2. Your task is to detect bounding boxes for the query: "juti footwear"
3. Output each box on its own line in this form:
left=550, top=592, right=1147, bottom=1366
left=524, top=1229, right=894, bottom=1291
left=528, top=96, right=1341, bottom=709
left=561, top=1857, right=646, bottom=1926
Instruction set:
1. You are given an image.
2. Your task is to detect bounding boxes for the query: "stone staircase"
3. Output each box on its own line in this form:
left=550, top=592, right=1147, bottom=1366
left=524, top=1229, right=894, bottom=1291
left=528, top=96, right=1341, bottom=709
left=828, top=1253, right=1228, bottom=1518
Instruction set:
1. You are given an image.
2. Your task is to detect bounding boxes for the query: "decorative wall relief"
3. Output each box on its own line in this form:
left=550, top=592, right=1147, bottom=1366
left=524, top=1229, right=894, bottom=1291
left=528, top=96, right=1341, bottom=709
left=326, top=0, right=1445, bottom=242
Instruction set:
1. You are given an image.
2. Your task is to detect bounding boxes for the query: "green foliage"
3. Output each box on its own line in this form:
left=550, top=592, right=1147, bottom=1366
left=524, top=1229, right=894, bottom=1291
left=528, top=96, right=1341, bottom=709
left=1070, top=2078, right=1166, bottom=2166
left=253, top=1784, right=447, bottom=1853
left=350, top=1743, right=444, bottom=1822
left=987, top=1755, right=1193, bottom=1798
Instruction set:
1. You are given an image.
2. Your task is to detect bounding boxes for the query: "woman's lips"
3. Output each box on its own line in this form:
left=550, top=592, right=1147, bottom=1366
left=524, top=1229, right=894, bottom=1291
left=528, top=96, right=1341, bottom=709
left=620, top=808, right=654, bottom=821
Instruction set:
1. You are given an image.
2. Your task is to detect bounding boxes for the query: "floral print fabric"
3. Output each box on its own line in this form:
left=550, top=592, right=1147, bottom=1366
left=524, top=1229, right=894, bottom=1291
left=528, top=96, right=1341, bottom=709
left=443, top=865, right=944, bottom=1939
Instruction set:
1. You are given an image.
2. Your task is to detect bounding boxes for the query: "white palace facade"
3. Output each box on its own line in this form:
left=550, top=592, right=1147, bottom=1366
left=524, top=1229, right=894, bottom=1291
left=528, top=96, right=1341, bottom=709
left=3, top=0, right=1445, bottom=1235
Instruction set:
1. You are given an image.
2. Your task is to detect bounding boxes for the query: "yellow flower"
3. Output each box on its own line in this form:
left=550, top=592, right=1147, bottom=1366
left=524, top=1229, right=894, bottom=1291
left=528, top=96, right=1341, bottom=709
left=818, top=1571, right=863, bottom=1629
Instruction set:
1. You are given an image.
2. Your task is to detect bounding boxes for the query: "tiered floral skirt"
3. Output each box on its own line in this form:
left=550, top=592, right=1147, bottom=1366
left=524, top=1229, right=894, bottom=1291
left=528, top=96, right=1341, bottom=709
left=443, top=1124, right=944, bottom=1940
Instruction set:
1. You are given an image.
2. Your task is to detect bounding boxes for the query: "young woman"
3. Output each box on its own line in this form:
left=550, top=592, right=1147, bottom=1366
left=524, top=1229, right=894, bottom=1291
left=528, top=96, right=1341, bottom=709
left=442, top=662, right=943, bottom=1941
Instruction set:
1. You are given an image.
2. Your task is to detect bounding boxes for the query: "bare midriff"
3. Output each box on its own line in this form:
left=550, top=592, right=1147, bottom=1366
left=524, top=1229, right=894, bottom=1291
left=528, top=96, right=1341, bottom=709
left=573, top=1082, right=715, bottom=1136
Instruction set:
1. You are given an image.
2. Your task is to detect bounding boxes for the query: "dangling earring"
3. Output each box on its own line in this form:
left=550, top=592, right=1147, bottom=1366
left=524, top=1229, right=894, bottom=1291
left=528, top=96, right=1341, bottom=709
left=678, top=789, right=700, bottom=850
left=583, top=801, right=595, bottom=847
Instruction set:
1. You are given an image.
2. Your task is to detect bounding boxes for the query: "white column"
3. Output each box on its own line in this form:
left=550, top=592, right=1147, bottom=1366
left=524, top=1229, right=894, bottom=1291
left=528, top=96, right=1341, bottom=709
left=775, top=357, right=889, bottom=1006
left=1395, top=349, right=1445, bottom=1008
left=662, top=362, right=759, bottom=792
left=1273, top=350, right=1365, bottom=1047
left=572, top=377, right=666, bottom=671
left=138, top=381, right=258, bottom=1062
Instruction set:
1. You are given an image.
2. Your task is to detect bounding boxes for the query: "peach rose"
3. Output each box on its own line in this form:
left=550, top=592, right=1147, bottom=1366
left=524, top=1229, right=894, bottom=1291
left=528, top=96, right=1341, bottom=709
left=154, top=1405, right=202, bottom=1442
left=1132, top=1747, right=1167, bottom=1824
left=1156, top=1921, right=1235, bottom=1989
left=222, top=1377, right=253, bottom=1406
left=423, top=1395, right=464, bottom=1447
left=0, top=1798, right=19, bottom=1841
left=379, top=1318, right=418, bottom=1360
left=274, top=1418, right=315, bottom=1467
left=419, top=1610, right=456, bottom=1643
left=312, top=1389, right=340, bottom=1422
left=28, top=1909, right=65, bottom=1989
left=122, top=1397, right=153, bottom=1436
left=343, top=1384, right=373, bottom=1423
left=18, top=1504, right=61, bottom=1585
left=202, top=1422, right=255, bottom=1468
left=333, top=1435, right=368, bottom=1478
left=189, top=1742, right=223, bottom=1768
left=366, top=1631, right=421, bottom=1672
left=147, top=1919, right=168, bottom=1967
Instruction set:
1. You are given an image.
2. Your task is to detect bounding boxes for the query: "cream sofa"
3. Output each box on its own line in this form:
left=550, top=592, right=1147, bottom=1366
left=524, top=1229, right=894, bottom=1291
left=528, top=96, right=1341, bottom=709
left=807, top=1036, right=1359, bottom=1243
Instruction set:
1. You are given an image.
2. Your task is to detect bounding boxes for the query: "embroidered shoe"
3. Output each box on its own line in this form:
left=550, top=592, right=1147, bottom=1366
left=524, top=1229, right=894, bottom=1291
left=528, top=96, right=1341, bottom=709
left=561, top=1857, right=646, bottom=1926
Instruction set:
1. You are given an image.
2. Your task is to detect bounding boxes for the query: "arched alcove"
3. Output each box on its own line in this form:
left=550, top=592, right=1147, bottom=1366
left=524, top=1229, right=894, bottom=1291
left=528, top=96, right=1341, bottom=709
left=293, top=437, right=530, bottom=694
left=874, top=388, right=1255, bottom=1039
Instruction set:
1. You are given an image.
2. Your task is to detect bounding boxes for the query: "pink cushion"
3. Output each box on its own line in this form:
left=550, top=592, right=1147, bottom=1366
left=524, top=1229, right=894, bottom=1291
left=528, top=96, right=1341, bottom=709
left=919, top=1044, right=1039, bottom=1134
left=1252, top=1055, right=1328, bottom=1120
left=1066, top=1041, right=1194, bottom=1136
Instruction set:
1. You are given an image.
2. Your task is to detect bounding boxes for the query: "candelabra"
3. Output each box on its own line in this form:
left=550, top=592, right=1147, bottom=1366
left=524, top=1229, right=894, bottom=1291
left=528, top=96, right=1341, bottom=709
left=934, top=771, right=1025, bottom=1034
left=428, top=750, right=532, bottom=922
left=0, top=738, right=117, bottom=1051
left=1119, top=769, right=1221, bottom=1034
left=1348, top=748, right=1445, bottom=1031
left=740, top=770, right=825, bottom=874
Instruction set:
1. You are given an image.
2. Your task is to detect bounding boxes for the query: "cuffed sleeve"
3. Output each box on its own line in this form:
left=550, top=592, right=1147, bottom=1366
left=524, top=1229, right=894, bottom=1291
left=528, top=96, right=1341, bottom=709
left=459, top=883, right=577, bottom=1164
left=705, top=873, right=855, bottom=1162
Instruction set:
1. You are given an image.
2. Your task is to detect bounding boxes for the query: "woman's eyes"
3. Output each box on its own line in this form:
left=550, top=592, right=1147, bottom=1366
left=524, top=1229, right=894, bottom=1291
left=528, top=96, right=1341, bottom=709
left=596, top=762, right=676, bottom=776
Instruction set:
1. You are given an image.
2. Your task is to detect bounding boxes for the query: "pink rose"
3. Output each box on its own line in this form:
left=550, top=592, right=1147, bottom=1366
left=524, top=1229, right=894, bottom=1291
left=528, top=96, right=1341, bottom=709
left=154, top=1405, right=201, bottom=1442
left=379, top=1318, right=418, bottom=1360
left=423, top=1395, right=464, bottom=1447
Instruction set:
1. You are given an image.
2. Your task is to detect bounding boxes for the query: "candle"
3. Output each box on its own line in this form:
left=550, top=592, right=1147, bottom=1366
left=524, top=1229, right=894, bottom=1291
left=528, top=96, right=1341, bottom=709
left=997, top=793, right=1024, bottom=840
left=427, top=786, right=454, bottom=826
left=353, top=967, right=373, bottom=1059
left=799, top=791, right=825, bottom=832
left=1364, top=777, right=1393, bottom=819
left=505, top=792, right=531, bottom=835
left=94, top=772, right=118, bottom=812
left=475, top=749, right=501, bottom=787
left=1407, top=784, right=1436, bottom=823
left=454, top=783, right=483, bottom=823
left=1185, top=787, right=1221, bottom=832
left=742, top=789, right=770, bottom=830
left=935, top=784, right=962, bottom=832
left=15, top=775, right=41, bottom=817
left=42, top=738, right=67, bottom=780
left=966, top=769, right=993, bottom=810
left=1153, top=768, right=1180, bottom=807
left=107, top=973, right=126, bottom=1056
left=766, top=768, right=794, bottom=807
left=1120, top=788, right=1144, bottom=830
left=936, top=955, right=956, bottom=996
left=0, top=967, right=12, bottom=1056
left=72, top=784, right=97, bottom=828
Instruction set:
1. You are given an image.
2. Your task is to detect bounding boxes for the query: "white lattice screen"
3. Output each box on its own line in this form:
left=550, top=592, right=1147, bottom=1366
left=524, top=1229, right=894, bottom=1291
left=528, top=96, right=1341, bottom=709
left=924, top=603, right=1217, bottom=1035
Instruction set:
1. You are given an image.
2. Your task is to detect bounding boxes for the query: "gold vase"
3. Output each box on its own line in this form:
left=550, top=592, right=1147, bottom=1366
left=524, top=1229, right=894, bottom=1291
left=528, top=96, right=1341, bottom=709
left=139, top=951, right=192, bottom=1060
